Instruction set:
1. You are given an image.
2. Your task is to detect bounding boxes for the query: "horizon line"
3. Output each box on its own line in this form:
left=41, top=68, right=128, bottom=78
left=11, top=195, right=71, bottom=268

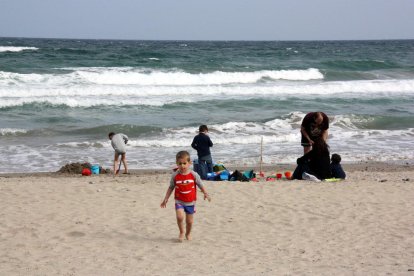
left=1, top=36, right=414, bottom=43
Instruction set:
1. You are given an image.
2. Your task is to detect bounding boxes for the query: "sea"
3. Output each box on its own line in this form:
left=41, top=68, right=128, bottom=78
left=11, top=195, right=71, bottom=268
left=1, top=37, right=414, bottom=173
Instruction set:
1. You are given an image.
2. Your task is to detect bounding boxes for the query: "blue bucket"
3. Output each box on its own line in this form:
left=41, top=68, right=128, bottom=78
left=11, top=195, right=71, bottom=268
left=91, top=165, right=100, bottom=175
left=219, top=171, right=229, bottom=181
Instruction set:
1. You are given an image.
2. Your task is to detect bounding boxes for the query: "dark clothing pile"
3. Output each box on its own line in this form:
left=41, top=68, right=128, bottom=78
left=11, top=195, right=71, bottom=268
left=293, top=149, right=331, bottom=180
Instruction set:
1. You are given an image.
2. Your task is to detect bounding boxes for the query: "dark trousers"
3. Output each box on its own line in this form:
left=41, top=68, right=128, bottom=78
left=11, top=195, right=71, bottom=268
left=197, top=154, right=213, bottom=180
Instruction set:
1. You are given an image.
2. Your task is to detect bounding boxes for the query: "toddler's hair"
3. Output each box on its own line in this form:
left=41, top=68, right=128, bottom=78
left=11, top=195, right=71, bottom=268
left=108, top=132, right=115, bottom=139
left=176, top=150, right=191, bottom=162
left=199, top=125, right=208, bottom=132
left=331, top=153, right=342, bottom=164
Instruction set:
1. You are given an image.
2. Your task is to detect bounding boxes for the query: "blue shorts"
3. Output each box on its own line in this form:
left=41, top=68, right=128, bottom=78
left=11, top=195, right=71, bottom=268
left=175, top=203, right=196, bottom=214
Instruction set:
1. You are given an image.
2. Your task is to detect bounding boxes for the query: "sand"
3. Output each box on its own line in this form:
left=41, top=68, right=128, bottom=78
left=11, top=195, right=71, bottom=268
left=1, top=163, right=414, bottom=275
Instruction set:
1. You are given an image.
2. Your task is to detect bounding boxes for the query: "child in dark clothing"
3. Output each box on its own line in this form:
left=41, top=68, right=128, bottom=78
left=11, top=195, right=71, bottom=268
left=191, top=125, right=213, bottom=179
left=330, top=153, right=346, bottom=179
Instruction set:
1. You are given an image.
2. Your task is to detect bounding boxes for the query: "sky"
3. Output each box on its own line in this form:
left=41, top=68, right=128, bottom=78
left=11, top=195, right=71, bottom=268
left=1, top=0, right=414, bottom=41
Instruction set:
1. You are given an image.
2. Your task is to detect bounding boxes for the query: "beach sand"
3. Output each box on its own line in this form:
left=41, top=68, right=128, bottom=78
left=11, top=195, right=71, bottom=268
left=1, top=163, right=413, bottom=275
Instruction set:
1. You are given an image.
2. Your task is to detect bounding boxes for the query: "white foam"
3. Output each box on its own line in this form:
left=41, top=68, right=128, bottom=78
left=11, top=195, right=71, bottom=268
left=1, top=77, right=414, bottom=108
left=0, top=46, right=38, bottom=52
left=1, top=67, right=414, bottom=109
left=126, top=118, right=414, bottom=149
left=73, top=67, right=323, bottom=85
left=0, top=128, right=28, bottom=135
left=1, top=121, right=414, bottom=172
left=124, top=119, right=304, bottom=148
left=0, top=67, right=323, bottom=86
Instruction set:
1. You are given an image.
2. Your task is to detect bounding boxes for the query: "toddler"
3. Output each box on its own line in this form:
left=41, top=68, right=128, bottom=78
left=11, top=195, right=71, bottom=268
left=330, top=153, right=346, bottom=179
left=161, top=151, right=211, bottom=242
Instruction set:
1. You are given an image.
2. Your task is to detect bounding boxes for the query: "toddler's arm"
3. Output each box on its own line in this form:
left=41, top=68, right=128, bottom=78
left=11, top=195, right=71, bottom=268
left=160, top=188, right=173, bottom=208
left=201, top=186, right=211, bottom=202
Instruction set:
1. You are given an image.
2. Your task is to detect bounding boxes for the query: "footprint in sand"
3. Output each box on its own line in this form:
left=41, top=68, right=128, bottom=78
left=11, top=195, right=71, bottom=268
left=67, top=231, right=86, bottom=237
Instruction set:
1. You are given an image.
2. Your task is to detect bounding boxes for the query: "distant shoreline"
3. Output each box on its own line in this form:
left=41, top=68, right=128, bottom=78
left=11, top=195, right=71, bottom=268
left=1, top=160, right=413, bottom=178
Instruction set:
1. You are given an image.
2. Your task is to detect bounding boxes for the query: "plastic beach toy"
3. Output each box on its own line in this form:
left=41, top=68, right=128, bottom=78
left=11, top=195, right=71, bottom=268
left=324, top=178, right=343, bottom=182
left=82, top=168, right=92, bottom=176
left=91, top=165, right=100, bottom=175
left=284, top=171, right=292, bottom=179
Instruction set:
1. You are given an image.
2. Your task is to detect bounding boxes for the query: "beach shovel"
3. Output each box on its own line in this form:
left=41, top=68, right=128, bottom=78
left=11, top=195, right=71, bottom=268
left=259, top=136, right=264, bottom=178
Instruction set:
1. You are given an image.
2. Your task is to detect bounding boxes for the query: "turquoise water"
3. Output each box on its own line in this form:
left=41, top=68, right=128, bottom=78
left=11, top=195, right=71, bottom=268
left=1, top=38, right=414, bottom=172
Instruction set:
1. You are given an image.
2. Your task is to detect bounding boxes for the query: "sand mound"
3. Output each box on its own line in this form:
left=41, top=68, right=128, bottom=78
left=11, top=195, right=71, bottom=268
left=56, top=162, right=109, bottom=174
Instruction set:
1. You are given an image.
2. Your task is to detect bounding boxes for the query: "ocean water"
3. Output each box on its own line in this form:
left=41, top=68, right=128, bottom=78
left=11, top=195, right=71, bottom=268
left=1, top=38, right=414, bottom=173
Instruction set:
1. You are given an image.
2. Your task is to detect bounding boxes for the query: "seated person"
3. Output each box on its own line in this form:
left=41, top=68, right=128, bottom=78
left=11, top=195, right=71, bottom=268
left=330, top=153, right=346, bottom=179
left=292, top=138, right=331, bottom=180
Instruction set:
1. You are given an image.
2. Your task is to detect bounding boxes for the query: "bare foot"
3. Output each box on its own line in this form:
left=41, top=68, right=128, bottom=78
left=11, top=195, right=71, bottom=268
left=178, top=233, right=185, bottom=242
left=185, top=234, right=192, bottom=241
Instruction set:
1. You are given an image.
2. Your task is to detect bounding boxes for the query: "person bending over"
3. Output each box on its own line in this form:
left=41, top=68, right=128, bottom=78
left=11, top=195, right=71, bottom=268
left=108, top=132, right=129, bottom=175
left=301, top=112, right=329, bottom=154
